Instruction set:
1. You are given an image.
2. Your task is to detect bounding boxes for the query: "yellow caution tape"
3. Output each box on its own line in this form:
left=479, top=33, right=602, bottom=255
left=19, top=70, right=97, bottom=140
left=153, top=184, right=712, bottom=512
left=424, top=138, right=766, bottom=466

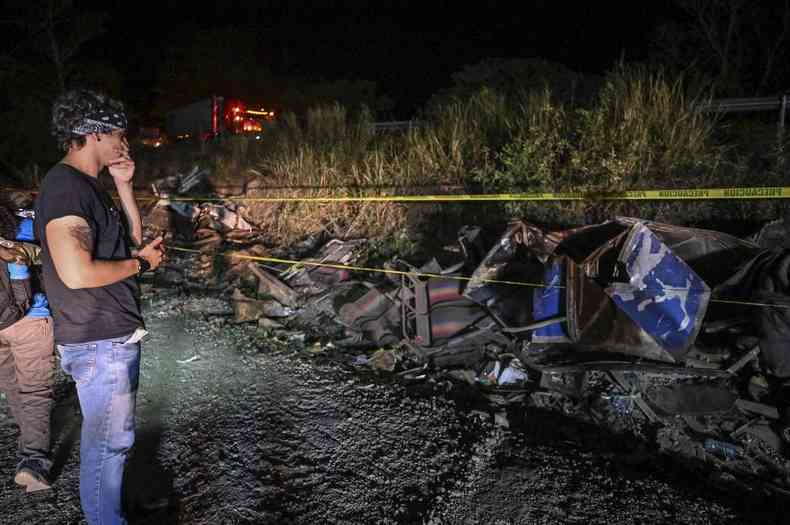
left=156, top=186, right=790, bottom=203
left=7, top=186, right=790, bottom=202
left=10, top=182, right=790, bottom=307
left=167, top=246, right=554, bottom=289
left=165, top=246, right=790, bottom=309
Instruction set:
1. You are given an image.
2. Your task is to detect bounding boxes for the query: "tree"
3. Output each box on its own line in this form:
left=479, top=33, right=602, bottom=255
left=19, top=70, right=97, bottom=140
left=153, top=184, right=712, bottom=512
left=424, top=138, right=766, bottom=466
left=3, top=0, right=107, bottom=92
left=0, top=1, right=109, bottom=170
left=651, top=0, right=790, bottom=96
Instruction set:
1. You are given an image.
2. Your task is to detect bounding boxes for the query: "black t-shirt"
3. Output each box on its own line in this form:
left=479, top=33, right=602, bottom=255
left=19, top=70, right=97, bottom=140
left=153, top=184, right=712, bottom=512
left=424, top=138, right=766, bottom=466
left=34, top=163, right=143, bottom=344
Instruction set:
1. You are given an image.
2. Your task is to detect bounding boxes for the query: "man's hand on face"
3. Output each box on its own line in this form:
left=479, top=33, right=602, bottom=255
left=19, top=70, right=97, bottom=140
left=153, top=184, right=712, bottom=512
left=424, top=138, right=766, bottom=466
left=108, top=154, right=135, bottom=184
left=108, top=134, right=134, bottom=184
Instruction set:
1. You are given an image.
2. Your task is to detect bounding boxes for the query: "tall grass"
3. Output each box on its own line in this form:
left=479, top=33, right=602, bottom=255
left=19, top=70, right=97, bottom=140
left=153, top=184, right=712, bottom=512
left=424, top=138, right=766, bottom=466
left=482, top=65, right=785, bottom=226
left=246, top=99, right=507, bottom=244
left=240, top=66, right=784, bottom=246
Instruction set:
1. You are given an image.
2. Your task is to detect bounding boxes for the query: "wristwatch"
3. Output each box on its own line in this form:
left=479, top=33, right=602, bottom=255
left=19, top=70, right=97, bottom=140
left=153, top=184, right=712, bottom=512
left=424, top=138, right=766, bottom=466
left=134, top=256, right=151, bottom=276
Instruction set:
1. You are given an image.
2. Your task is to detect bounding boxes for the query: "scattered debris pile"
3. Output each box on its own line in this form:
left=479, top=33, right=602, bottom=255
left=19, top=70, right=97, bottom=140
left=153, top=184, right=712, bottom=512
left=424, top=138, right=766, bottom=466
left=146, top=168, right=257, bottom=284
left=143, top=178, right=790, bottom=491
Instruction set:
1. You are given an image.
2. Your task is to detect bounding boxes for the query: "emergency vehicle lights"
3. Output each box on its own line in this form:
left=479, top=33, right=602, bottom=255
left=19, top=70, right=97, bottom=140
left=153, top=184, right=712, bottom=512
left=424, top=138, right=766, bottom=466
left=245, top=109, right=275, bottom=117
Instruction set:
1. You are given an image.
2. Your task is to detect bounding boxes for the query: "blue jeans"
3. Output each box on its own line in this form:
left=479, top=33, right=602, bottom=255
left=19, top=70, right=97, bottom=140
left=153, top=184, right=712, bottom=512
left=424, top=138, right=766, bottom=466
left=57, top=335, right=140, bottom=525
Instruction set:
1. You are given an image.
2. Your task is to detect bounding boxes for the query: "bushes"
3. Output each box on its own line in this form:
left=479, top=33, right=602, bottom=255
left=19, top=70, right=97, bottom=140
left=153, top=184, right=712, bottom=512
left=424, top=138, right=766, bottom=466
left=483, top=65, right=783, bottom=226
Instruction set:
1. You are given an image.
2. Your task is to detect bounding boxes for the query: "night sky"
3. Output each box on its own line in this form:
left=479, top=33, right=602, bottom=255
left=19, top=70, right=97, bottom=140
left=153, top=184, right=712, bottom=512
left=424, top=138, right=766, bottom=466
left=83, top=1, right=677, bottom=118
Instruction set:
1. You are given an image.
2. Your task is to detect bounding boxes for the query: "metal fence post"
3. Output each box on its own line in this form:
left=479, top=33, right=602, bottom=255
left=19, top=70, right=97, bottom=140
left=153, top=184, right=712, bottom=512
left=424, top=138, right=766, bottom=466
left=779, top=94, right=788, bottom=168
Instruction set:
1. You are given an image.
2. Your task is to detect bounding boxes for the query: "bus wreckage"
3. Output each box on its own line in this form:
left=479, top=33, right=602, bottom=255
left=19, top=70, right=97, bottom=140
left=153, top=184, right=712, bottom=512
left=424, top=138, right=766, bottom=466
left=151, top=196, right=790, bottom=490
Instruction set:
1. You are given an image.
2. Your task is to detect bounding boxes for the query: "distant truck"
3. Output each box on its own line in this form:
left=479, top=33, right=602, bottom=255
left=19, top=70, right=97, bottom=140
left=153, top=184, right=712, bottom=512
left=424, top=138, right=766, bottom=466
left=165, top=95, right=276, bottom=141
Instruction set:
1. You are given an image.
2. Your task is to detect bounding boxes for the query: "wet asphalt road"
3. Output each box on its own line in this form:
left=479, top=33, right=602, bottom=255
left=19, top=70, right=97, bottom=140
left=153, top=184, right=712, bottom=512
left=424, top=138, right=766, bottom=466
left=0, top=290, right=787, bottom=524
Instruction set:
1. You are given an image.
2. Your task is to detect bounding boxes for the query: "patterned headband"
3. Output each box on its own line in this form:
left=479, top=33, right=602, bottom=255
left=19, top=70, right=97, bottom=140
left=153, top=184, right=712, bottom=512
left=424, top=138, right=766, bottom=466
left=71, top=107, right=128, bottom=135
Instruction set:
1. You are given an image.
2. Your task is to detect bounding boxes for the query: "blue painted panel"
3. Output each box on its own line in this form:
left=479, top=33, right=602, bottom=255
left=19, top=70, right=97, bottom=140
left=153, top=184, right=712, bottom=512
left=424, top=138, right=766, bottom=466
left=607, top=224, right=710, bottom=354
left=532, top=259, right=569, bottom=343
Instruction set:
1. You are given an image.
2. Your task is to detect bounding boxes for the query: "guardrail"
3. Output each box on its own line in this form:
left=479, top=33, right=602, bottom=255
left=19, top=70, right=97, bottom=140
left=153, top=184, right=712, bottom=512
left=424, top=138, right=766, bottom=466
left=372, top=94, right=790, bottom=138
left=372, top=120, right=420, bottom=131
left=699, top=94, right=789, bottom=134
left=378, top=94, right=789, bottom=131
left=701, top=96, right=787, bottom=113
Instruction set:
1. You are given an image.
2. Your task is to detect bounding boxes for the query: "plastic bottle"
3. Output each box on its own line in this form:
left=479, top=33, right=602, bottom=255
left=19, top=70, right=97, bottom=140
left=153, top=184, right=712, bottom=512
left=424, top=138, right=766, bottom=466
left=704, top=438, right=741, bottom=460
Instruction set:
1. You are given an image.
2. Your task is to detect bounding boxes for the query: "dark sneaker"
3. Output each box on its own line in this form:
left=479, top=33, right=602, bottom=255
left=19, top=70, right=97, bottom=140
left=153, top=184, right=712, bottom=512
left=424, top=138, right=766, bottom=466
left=14, top=460, right=51, bottom=492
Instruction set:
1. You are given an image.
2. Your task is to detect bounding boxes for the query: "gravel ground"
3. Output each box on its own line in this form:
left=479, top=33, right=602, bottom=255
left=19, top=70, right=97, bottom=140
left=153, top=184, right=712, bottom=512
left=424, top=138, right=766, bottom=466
left=0, top=288, right=787, bottom=524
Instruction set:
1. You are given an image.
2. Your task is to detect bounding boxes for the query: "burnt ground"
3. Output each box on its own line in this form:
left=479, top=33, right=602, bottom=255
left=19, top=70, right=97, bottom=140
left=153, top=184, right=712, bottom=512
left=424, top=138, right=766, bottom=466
left=0, top=286, right=788, bottom=524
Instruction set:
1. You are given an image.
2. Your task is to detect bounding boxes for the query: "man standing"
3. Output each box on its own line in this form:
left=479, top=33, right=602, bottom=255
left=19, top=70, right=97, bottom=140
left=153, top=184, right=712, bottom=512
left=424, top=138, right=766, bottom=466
left=35, top=89, right=163, bottom=524
left=0, top=201, right=55, bottom=492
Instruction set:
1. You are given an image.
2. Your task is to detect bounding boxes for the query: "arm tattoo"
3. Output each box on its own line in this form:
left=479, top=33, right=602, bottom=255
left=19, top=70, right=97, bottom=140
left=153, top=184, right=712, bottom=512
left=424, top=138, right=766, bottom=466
left=68, top=224, right=94, bottom=252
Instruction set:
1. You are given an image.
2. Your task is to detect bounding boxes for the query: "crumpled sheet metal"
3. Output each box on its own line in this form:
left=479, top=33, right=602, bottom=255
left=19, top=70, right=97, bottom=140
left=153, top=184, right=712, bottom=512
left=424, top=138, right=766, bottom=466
left=606, top=223, right=710, bottom=359
left=151, top=165, right=210, bottom=196
left=615, top=217, right=762, bottom=287
left=461, top=220, right=668, bottom=360
left=555, top=221, right=629, bottom=265
left=464, top=221, right=558, bottom=305
left=716, top=248, right=790, bottom=377
left=338, top=286, right=402, bottom=347
left=463, top=224, right=520, bottom=305
left=145, top=199, right=197, bottom=240
left=283, top=239, right=366, bottom=295
left=218, top=216, right=781, bottom=371
left=520, top=217, right=768, bottom=363
left=566, top=260, right=672, bottom=361
left=753, top=218, right=790, bottom=250
left=231, top=288, right=296, bottom=322
left=199, top=203, right=254, bottom=232
left=247, top=263, right=300, bottom=307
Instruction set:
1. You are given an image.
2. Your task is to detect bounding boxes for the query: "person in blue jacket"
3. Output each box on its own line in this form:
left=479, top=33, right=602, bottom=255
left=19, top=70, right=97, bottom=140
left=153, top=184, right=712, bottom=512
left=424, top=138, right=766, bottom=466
left=0, top=203, right=55, bottom=492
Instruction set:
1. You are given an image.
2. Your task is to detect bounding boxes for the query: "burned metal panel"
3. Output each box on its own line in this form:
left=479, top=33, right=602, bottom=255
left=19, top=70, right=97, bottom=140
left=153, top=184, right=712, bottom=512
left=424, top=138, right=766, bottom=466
left=555, top=221, right=630, bottom=265
left=606, top=223, right=710, bottom=360
left=716, top=248, right=790, bottom=377
left=464, top=222, right=522, bottom=305
left=474, top=266, right=541, bottom=332
left=552, top=219, right=754, bottom=362
left=464, top=221, right=562, bottom=302
left=462, top=221, right=547, bottom=331
left=337, top=286, right=402, bottom=347
left=284, top=239, right=366, bottom=296
left=753, top=218, right=790, bottom=250
left=615, top=217, right=763, bottom=286
left=566, top=258, right=674, bottom=362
